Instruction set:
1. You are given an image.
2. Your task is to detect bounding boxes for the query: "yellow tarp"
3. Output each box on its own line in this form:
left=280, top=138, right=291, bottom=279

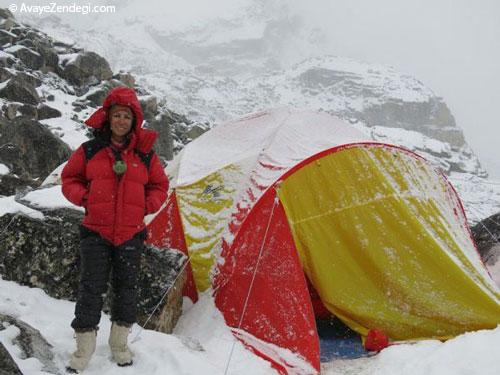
left=278, top=146, right=500, bottom=340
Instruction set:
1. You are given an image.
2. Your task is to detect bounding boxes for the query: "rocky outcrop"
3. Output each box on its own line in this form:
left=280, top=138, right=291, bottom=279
left=0, top=8, right=177, bottom=166
left=277, top=57, right=486, bottom=176
left=0, top=205, right=187, bottom=334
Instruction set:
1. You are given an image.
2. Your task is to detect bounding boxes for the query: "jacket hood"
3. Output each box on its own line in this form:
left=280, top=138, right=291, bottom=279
left=85, top=86, right=144, bottom=130
left=85, top=86, right=158, bottom=153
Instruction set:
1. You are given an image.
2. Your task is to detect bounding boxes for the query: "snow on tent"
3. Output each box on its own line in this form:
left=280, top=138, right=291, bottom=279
left=146, top=108, right=500, bottom=374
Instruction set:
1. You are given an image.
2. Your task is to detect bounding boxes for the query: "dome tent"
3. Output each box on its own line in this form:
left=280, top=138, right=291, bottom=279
left=146, top=108, right=500, bottom=374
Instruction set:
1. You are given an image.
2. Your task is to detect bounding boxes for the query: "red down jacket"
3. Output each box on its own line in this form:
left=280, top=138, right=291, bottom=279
left=61, top=87, right=169, bottom=245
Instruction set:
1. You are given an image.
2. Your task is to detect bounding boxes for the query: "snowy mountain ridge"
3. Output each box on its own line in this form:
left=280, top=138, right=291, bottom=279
left=17, top=2, right=484, bottom=177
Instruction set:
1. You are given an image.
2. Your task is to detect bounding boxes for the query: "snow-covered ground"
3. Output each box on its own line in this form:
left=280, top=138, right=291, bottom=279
left=0, top=278, right=499, bottom=375
left=0, top=279, right=273, bottom=374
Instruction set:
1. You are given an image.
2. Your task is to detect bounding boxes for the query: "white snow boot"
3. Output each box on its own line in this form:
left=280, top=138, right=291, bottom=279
left=108, top=322, right=133, bottom=366
left=68, top=330, right=97, bottom=373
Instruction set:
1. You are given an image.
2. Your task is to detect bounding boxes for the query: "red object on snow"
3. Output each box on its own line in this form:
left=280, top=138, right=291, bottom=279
left=364, top=329, right=389, bottom=352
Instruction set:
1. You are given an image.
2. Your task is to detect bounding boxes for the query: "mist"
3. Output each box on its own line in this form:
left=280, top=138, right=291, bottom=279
left=286, top=0, right=500, bottom=177
left=2, top=0, right=499, bottom=177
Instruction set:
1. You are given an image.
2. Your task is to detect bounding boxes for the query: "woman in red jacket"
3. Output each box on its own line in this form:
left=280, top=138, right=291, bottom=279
left=62, top=87, right=168, bottom=372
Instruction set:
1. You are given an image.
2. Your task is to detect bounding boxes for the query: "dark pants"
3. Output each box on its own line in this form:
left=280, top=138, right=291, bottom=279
left=71, top=227, right=144, bottom=331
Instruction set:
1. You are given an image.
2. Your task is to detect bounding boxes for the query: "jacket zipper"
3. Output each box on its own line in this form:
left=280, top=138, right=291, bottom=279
left=111, top=149, right=125, bottom=243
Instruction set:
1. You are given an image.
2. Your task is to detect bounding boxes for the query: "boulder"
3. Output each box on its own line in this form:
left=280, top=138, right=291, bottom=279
left=0, top=68, right=14, bottom=82
left=17, top=38, right=35, bottom=48
left=85, top=80, right=124, bottom=107
left=18, top=104, right=37, bottom=119
left=37, top=104, right=61, bottom=120
left=186, top=123, right=208, bottom=140
left=2, top=102, right=21, bottom=120
left=0, top=117, right=71, bottom=181
left=0, top=8, right=15, bottom=20
left=140, top=96, right=158, bottom=120
left=0, top=29, right=16, bottom=45
left=9, top=27, right=23, bottom=37
left=0, top=53, right=14, bottom=68
left=10, top=46, right=44, bottom=70
left=0, top=75, right=40, bottom=105
left=471, top=212, right=500, bottom=266
left=0, top=17, right=15, bottom=31
left=116, top=72, right=135, bottom=87
left=33, top=40, right=59, bottom=70
left=16, top=71, right=42, bottom=87
left=0, top=206, right=188, bottom=334
left=149, top=113, right=175, bottom=160
left=0, top=173, right=39, bottom=196
left=62, top=51, right=113, bottom=86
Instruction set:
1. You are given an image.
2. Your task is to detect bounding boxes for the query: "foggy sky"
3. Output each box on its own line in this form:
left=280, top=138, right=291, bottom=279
left=290, top=0, right=500, bottom=177
left=2, top=0, right=499, bottom=177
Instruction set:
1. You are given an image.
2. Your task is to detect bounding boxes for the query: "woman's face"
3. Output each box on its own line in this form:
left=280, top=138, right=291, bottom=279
left=109, top=105, right=133, bottom=141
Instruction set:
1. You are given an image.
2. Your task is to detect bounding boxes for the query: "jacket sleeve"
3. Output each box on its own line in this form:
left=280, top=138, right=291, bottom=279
left=145, top=153, right=169, bottom=215
left=61, top=146, right=89, bottom=207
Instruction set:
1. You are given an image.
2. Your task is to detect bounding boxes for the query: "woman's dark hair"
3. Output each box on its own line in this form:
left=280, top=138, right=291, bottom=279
left=92, top=120, right=112, bottom=143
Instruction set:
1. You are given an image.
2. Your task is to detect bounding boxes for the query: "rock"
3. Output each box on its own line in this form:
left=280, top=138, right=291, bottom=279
left=0, top=17, right=15, bottom=31
left=2, top=102, right=21, bottom=120
left=37, top=104, right=61, bottom=120
left=72, top=99, right=89, bottom=110
left=140, top=96, right=158, bottom=120
left=0, top=67, right=14, bottom=83
left=47, top=94, right=55, bottom=102
left=0, top=207, right=188, bottom=334
left=0, top=53, right=14, bottom=68
left=0, top=314, right=58, bottom=374
left=149, top=113, right=175, bottom=160
left=0, top=341, right=23, bottom=375
left=16, top=71, right=41, bottom=87
left=10, top=46, right=45, bottom=70
left=0, top=174, right=39, bottom=196
left=0, top=8, right=15, bottom=20
left=86, top=88, right=108, bottom=107
left=9, top=27, right=23, bottom=36
left=0, top=75, right=40, bottom=105
left=62, top=51, right=113, bottom=86
left=0, top=29, right=16, bottom=45
left=127, top=245, right=187, bottom=334
left=471, top=212, right=500, bottom=266
left=18, top=104, right=37, bottom=119
left=186, top=123, right=208, bottom=140
left=0, top=117, right=71, bottom=181
left=33, top=40, right=59, bottom=70
left=17, top=38, right=35, bottom=48
left=116, top=72, right=135, bottom=87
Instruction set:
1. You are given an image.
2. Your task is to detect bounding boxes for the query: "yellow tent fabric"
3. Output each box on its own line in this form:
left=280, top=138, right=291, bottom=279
left=278, top=145, right=500, bottom=340
left=176, top=164, right=243, bottom=291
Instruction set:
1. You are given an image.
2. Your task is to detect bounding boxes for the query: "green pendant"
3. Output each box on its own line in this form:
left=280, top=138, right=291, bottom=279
left=113, top=160, right=127, bottom=175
